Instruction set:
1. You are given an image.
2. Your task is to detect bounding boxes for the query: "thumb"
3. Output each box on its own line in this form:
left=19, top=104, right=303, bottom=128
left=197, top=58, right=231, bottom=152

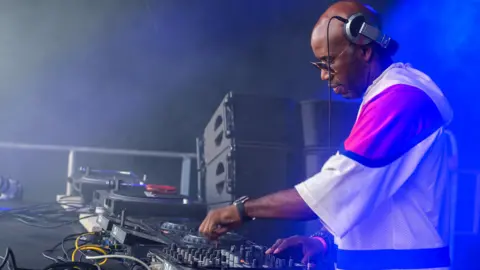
left=212, top=226, right=230, bottom=238
left=301, top=252, right=315, bottom=265
left=301, top=254, right=309, bottom=265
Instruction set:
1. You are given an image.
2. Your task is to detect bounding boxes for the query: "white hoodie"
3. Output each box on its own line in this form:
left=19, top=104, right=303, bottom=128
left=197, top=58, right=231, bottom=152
left=296, top=63, right=453, bottom=270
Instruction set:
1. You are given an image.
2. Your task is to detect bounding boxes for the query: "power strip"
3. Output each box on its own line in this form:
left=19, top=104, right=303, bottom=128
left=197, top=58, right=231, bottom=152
left=80, top=213, right=101, bottom=232
left=56, top=195, right=102, bottom=232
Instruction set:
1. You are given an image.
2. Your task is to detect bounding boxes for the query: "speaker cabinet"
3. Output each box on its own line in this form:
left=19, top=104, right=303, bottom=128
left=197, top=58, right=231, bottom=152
left=300, top=100, right=358, bottom=148
left=202, top=144, right=304, bottom=205
left=203, top=92, right=302, bottom=165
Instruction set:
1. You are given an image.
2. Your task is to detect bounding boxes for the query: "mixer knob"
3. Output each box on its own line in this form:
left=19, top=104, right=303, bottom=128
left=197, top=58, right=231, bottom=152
left=276, top=258, right=281, bottom=268
left=234, top=256, right=239, bottom=264
left=288, top=258, right=294, bottom=267
left=252, top=259, right=258, bottom=268
left=269, top=256, right=276, bottom=268
left=177, top=254, right=183, bottom=262
left=245, top=251, right=252, bottom=263
left=230, top=245, right=236, bottom=253
left=171, top=243, right=177, bottom=250
left=239, top=248, right=245, bottom=260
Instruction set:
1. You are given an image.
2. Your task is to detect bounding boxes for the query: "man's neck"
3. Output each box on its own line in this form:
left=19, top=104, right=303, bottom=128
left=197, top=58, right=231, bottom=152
left=369, top=57, right=393, bottom=85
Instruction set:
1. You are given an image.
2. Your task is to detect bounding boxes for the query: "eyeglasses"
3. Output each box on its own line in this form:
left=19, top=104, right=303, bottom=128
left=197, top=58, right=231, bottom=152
left=310, top=44, right=350, bottom=71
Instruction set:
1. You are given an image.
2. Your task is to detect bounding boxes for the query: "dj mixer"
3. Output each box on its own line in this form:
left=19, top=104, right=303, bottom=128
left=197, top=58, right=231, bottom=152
left=148, top=243, right=304, bottom=270
left=96, top=214, right=308, bottom=269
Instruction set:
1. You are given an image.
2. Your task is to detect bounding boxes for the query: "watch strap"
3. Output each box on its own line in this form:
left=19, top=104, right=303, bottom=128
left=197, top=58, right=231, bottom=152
left=234, top=197, right=252, bottom=222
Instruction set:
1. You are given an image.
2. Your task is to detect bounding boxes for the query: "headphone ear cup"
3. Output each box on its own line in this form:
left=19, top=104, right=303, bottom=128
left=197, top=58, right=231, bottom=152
left=344, top=13, right=372, bottom=46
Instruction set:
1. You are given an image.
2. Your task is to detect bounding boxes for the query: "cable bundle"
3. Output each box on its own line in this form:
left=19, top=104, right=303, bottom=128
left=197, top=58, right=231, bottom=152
left=0, top=248, right=18, bottom=270
left=0, top=202, right=95, bottom=228
left=42, top=232, right=151, bottom=270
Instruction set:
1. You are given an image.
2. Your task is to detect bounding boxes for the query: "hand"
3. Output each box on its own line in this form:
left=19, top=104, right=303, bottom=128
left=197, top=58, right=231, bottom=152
left=199, top=205, right=242, bottom=240
left=265, top=235, right=326, bottom=264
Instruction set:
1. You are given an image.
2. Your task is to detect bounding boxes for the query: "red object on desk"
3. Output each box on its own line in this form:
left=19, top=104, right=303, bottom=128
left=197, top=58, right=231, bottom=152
left=145, top=184, right=177, bottom=194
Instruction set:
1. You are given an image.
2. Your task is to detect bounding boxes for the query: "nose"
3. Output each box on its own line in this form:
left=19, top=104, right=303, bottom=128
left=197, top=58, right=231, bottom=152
left=320, top=69, right=330, bottom=81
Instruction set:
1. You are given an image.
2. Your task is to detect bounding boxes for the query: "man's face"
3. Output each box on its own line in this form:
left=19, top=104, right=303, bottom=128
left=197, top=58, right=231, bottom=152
left=310, top=28, right=369, bottom=99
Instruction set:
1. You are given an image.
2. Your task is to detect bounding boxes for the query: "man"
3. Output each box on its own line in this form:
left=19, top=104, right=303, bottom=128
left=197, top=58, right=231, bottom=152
left=199, top=1, right=453, bottom=269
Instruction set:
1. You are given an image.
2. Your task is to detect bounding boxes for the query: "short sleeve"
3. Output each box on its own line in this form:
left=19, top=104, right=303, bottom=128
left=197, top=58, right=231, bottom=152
left=295, top=84, right=444, bottom=238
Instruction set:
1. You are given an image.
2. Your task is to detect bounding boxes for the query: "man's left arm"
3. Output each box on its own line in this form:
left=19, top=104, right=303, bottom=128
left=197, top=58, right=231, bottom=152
left=243, top=188, right=317, bottom=220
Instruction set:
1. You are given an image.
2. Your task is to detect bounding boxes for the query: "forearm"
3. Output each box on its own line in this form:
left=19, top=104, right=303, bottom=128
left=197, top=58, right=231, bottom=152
left=244, top=188, right=316, bottom=220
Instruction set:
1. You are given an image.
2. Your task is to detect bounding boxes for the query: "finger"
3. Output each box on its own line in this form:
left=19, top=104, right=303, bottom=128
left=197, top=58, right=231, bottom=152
left=204, top=221, right=215, bottom=239
left=205, top=218, right=220, bottom=240
left=213, top=226, right=229, bottom=236
left=301, top=252, right=318, bottom=266
left=209, top=226, right=229, bottom=240
left=266, top=239, right=284, bottom=254
left=301, top=255, right=307, bottom=265
left=301, top=255, right=310, bottom=265
left=199, top=215, right=210, bottom=235
left=199, top=220, right=206, bottom=234
left=200, top=219, right=213, bottom=238
left=274, top=237, right=301, bottom=254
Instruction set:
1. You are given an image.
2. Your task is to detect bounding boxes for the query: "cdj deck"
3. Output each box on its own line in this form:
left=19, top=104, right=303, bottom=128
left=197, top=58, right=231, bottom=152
left=93, top=188, right=207, bottom=219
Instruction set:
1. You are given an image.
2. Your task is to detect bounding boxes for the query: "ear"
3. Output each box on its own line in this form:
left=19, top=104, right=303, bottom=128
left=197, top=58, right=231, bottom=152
left=360, top=46, right=373, bottom=62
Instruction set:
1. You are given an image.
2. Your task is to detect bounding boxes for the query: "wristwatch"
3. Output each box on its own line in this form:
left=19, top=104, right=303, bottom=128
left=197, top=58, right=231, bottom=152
left=233, top=196, right=253, bottom=222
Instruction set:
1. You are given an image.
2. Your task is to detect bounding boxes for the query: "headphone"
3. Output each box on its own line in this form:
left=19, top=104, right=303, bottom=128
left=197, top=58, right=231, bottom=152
left=334, top=13, right=398, bottom=55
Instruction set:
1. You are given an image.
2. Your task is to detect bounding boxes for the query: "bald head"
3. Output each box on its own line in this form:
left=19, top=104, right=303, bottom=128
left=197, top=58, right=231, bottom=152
left=312, top=1, right=381, bottom=49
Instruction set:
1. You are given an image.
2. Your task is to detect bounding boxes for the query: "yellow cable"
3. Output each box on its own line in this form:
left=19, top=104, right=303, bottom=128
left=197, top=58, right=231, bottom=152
left=75, top=233, right=95, bottom=249
left=71, top=245, right=108, bottom=265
